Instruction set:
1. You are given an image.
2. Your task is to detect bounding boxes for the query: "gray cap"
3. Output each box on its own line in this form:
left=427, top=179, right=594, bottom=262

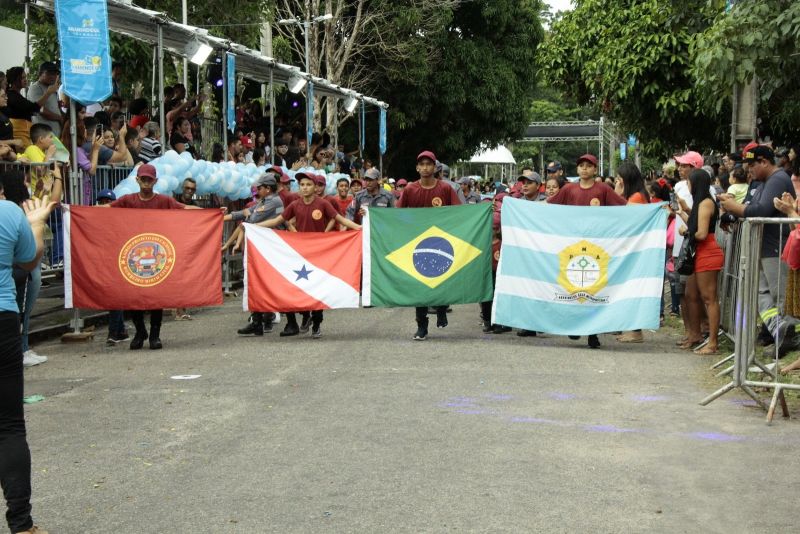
left=254, top=173, right=278, bottom=187
left=457, top=176, right=472, bottom=185
left=364, top=168, right=381, bottom=180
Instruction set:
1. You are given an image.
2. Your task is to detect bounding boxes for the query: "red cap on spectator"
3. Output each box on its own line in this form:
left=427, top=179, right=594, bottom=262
left=576, top=154, right=599, bottom=167
left=240, top=136, right=253, bottom=149
left=269, top=165, right=291, bottom=183
left=295, top=172, right=315, bottom=182
left=417, top=150, right=437, bottom=163
left=742, top=141, right=759, bottom=158
left=396, top=179, right=408, bottom=186
left=314, top=174, right=327, bottom=187
left=350, top=178, right=363, bottom=186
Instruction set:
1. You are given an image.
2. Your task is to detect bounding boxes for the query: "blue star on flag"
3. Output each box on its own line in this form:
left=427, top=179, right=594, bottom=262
left=294, top=264, right=313, bottom=281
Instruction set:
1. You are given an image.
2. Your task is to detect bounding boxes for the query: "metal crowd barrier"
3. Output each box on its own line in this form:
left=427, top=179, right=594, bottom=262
left=90, top=165, right=135, bottom=205
left=700, top=217, right=800, bottom=423
left=709, top=221, right=743, bottom=374
left=199, top=117, right=224, bottom=161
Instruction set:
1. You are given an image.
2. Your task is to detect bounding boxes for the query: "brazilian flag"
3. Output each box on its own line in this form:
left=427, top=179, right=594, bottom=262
left=363, top=204, right=493, bottom=307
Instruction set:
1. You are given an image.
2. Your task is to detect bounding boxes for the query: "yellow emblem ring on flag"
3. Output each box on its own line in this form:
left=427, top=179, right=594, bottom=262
left=118, top=233, right=177, bottom=287
left=385, top=225, right=482, bottom=289
left=557, top=240, right=609, bottom=300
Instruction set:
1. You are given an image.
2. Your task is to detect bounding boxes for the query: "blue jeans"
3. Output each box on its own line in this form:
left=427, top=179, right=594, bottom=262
left=47, top=207, right=63, bottom=265
left=15, top=266, right=41, bottom=353
left=108, top=310, right=125, bottom=336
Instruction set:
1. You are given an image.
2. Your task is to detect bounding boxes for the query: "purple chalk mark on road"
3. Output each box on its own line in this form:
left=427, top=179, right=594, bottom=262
left=548, top=392, right=577, bottom=401
left=584, top=424, right=638, bottom=434
left=483, top=394, right=513, bottom=401
left=686, top=432, right=746, bottom=442
left=441, top=402, right=475, bottom=408
left=632, top=395, right=670, bottom=402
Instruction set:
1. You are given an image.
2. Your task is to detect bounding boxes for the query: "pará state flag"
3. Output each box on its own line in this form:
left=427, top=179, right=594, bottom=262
left=363, top=204, right=493, bottom=307
left=64, top=205, right=223, bottom=310
left=244, top=224, right=361, bottom=312
left=493, top=199, right=667, bottom=335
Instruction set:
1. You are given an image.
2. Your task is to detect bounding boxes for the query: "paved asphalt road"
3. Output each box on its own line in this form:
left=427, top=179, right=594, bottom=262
left=20, top=300, right=800, bottom=533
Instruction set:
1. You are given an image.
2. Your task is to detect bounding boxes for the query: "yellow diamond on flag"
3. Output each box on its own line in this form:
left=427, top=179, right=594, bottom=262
left=385, top=226, right=482, bottom=289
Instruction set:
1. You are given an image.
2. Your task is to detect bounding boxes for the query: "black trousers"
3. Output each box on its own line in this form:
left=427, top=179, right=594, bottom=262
left=0, top=312, right=33, bottom=533
left=415, top=306, right=447, bottom=323
left=130, top=309, right=163, bottom=332
left=286, top=310, right=322, bottom=327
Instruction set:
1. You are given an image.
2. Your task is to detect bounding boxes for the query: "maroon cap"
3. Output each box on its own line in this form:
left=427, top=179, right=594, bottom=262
left=137, top=164, right=158, bottom=180
left=576, top=154, right=598, bottom=167
left=269, top=165, right=291, bottom=183
left=295, top=171, right=315, bottom=182
left=396, top=179, right=408, bottom=186
left=350, top=178, right=363, bottom=186
left=314, top=174, right=327, bottom=187
left=417, top=150, right=437, bottom=163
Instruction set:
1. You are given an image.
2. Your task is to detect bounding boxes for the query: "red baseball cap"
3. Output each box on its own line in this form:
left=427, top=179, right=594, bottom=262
left=268, top=165, right=291, bottom=183
left=295, top=172, right=315, bottom=182
left=137, top=164, right=158, bottom=180
left=314, top=174, right=327, bottom=187
left=742, top=141, right=759, bottom=158
left=240, top=136, right=253, bottom=149
left=396, top=179, right=408, bottom=186
left=675, top=151, right=704, bottom=169
left=576, top=154, right=598, bottom=167
left=350, top=178, right=363, bottom=186
left=417, top=150, right=437, bottom=163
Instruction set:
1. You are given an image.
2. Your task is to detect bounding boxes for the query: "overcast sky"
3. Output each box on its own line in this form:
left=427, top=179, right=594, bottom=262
left=546, top=0, right=573, bottom=14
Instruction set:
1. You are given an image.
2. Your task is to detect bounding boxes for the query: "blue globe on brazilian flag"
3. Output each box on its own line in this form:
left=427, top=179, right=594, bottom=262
left=363, top=204, right=493, bottom=307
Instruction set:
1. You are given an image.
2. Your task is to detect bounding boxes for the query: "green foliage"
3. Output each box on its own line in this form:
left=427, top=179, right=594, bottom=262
left=379, top=0, right=544, bottom=176
left=692, top=0, right=800, bottom=142
left=539, top=0, right=725, bottom=156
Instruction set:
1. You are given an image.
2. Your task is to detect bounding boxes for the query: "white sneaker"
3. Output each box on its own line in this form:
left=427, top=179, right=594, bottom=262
left=23, top=350, right=48, bottom=367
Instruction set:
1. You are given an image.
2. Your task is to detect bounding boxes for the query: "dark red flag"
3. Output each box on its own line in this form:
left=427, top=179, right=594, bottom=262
left=65, top=205, right=223, bottom=310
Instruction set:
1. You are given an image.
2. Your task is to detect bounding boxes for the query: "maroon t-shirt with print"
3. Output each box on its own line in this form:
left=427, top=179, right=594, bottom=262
left=397, top=180, right=462, bottom=208
left=282, top=196, right=339, bottom=232
left=547, top=181, right=626, bottom=207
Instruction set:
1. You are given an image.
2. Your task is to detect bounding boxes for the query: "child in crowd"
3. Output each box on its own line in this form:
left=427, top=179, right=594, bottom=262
left=22, top=124, right=55, bottom=198
left=726, top=166, right=748, bottom=204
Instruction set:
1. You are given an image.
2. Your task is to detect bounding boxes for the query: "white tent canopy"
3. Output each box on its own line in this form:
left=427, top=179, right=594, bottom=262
left=469, top=145, right=516, bottom=165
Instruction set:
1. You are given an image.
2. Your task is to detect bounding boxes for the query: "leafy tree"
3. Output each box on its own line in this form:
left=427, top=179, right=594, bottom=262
left=692, top=0, right=800, bottom=143
left=377, top=0, right=544, bottom=175
left=539, top=0, right=727, bottom=157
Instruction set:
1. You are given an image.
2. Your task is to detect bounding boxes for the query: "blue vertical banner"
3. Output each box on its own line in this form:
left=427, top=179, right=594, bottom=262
left=55, top=0, right=112, bottom=103
left=360, top=100, right=366, bottom=152
left=306, top=82, right=314, bottom=147
left=620, top=142, right=627, bottom=161
left=226, top=53, right=236, bottom=131
left=379, top=108, right=387, bottom=155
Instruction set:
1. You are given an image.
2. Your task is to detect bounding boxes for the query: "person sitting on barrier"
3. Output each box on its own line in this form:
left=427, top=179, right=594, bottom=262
left=720, top=145, right=800, bottom=357
left=676, top=169, right=723, bottom=355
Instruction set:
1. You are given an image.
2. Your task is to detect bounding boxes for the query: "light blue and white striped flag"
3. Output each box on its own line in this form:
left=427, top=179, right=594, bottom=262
left=493, top=199, right=667, bottom=335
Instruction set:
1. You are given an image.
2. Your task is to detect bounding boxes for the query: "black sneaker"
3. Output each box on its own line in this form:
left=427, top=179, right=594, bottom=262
left=492, top=325, right=512, bottom=334
left=280, top=325, right=300, bottom=337
left=299, top=315, right=311, bottom=333
left=482, top=322, right=493, bottom=333
left=106, top=331, right=130, bottom=345
left=588, top=334, right=601, bottom=349
left=263, top=321, right=274, bottom=334
left=311, top=324, right=322, bottom=338
left=517, top=330, right=537, bottom=337
left=413, top=327, right=428, bottom=340
left=568, top=335, right=580, bottom=340
left=436, top=310, right=448, bottom=328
